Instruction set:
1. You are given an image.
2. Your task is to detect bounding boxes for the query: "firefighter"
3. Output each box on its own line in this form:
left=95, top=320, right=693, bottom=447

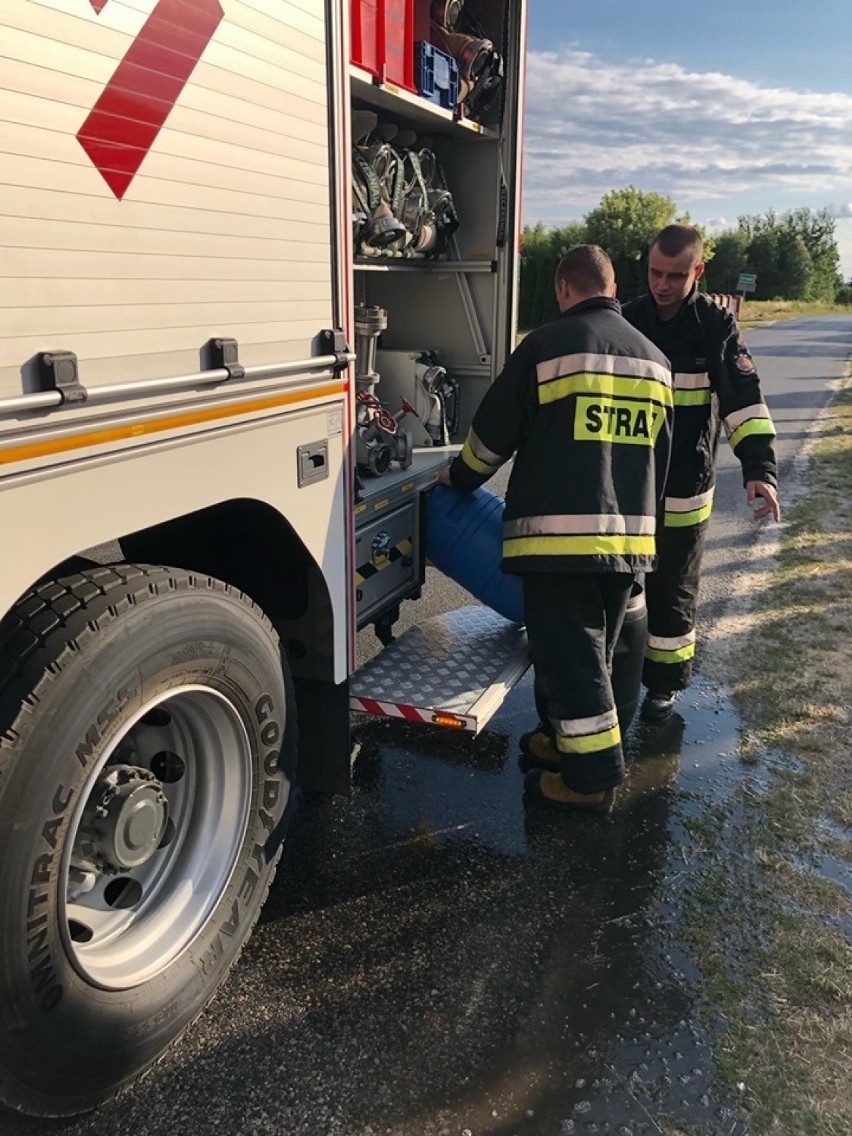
left=438, top=245, right=673, bottom=813
left=622, top=224, right=781, bottom=722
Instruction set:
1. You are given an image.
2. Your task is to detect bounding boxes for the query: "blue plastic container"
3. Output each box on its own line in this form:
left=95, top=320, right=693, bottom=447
left=425, top=484, right=524, bottom=622
left=415, top=41, right=459, bottom=110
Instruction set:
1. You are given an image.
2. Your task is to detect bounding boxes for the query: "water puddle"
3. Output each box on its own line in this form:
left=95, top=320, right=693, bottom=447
left=264, top=675, right=755, bottom=1135
left=10, top=674, right=777, bottom=1136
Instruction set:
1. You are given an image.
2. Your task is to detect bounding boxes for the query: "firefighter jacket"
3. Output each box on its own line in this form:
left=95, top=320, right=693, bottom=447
left=621, top=289, right=777, bottom=528
left=448, top=297, right=674, bottom=575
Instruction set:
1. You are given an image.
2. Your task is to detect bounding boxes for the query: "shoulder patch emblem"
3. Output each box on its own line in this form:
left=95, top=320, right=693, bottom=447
left=735, top=351, right=756, bottom=374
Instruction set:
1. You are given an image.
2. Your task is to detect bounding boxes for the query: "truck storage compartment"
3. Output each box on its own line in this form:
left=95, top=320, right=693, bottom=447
left=350, top=123, right=512, bottom=447
left=354, top=502, right=418, bottom=626
left=349, top=0, right=524, bottom=655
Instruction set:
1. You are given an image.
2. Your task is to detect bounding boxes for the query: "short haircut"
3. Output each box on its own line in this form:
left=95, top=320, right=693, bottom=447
left=555, top=244, right=615, bottom=295
left=652, top=223, right=703, bottom=262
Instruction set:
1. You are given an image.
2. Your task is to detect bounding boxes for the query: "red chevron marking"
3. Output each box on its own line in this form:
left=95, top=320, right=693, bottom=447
left=78, top=0, right=224, bottom=199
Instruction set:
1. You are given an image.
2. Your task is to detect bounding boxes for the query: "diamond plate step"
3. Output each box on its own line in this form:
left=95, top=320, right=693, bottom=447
left=350, top=606, right=530, bottom=733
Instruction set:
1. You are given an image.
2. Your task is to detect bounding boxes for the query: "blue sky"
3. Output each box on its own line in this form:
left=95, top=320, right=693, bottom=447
left=522, top=0, right=852, bottom=278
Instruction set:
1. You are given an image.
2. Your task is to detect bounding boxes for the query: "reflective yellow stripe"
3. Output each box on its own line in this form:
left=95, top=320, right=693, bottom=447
left=0, top=383, right=347, bottom=467
left=503, top=534, right=656, bottom=558
left=728, top=418, right=775, bottom=449
left=673, top=389, right=711, bottom=406
left=645, top=642, right=696, bottom=664
left=461, top=437, right=496, bottom=475
left=664, top=500, right=714, bottom=527
left=556, top=724, right=621, bottom=755
left=538, top=373, right=673, bottom=408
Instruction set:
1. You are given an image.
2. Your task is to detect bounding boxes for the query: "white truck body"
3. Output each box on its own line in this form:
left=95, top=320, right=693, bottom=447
left=0, top=0, right=526, bottom=1116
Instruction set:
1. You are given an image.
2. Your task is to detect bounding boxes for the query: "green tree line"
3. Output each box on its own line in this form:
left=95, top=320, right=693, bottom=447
left=519, top=187, right=851, bottom=330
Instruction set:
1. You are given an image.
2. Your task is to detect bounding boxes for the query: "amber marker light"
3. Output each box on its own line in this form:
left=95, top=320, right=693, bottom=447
left=432, top=713, right=468, bottom=728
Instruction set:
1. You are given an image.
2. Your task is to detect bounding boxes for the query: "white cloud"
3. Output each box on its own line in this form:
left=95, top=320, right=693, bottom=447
left=522, top=50, right=852, bottom=220
left=829, top=202, right=852, bottom=218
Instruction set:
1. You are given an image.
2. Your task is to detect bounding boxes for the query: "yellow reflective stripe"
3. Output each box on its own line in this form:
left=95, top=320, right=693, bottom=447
left=645, top=642, right=696, bottom=664
left=728, top=418, right=776, bottom=449
left=461, top=437, right=497, bottom=475
left=556, top=724, right=621, bottom=755
left=674, top=389, right=711, bottom=406
left=503, top=534, right=656, bottom=558
left=664, top=501, right=714, bottom=527
left=538, top=372, right=673, bottom=408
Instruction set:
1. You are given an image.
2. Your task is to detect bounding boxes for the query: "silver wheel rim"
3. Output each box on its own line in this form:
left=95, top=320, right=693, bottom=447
left=60, top=686, right=252, bottom=990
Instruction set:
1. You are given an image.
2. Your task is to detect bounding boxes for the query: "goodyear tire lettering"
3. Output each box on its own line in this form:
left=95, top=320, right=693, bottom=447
left=0, top=567, right=295, bottom=1113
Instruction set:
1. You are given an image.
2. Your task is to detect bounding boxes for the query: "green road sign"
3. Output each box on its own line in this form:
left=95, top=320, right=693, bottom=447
left=737, top=273, right=757, bottom=293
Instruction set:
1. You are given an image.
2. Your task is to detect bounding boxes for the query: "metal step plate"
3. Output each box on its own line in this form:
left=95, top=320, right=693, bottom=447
left=350, top=606, right=530, bottom=734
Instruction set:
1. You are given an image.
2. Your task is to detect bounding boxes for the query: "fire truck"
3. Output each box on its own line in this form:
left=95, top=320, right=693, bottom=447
left=0, top=0, right=541, bottom=1115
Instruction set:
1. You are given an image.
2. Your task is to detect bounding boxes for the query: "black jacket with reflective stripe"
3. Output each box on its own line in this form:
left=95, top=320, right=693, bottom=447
left=448, top=297, right=674, bottom=574
left=622, top=291, right=777, bottom=512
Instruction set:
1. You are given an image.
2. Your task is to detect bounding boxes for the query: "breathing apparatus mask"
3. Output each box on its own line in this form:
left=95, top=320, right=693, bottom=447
left=352, top=115, right=458, bottom=259
left=429, top=0, right=504, bottom=122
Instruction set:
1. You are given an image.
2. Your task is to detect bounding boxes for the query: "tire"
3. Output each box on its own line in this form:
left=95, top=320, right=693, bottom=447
left=0, top=565, right=295, bottom=1117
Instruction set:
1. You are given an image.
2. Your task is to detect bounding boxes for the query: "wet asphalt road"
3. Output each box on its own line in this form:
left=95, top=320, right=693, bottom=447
left=698, top=315, right=851, bottom=626
left=4, top=317, right=850, bottom=1136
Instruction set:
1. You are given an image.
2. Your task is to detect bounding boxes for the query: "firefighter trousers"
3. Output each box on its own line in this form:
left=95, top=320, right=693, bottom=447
left=642, top=520, right=709, bottom=694
left=523, top=571, right=634, bottom=794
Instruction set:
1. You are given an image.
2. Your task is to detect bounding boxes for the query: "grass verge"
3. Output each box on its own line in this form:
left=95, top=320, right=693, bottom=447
left=679, top=380, right=852, bottom=1134
left=738, top=299, right=851, bottom=328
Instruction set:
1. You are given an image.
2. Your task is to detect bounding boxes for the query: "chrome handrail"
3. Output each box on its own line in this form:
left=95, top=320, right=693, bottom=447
left=0, top=353, right=356, bottom=418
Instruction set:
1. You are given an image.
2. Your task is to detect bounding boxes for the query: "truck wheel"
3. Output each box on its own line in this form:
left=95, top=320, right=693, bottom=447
left=0, top=565, right=294, bottom=1117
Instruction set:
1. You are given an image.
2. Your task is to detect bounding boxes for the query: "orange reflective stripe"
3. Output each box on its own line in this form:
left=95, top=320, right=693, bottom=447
left=0, top=382, right=346, bottom=467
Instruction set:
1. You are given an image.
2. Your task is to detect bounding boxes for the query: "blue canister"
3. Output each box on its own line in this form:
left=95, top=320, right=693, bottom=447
left=425, top=484, right=524, bottom=622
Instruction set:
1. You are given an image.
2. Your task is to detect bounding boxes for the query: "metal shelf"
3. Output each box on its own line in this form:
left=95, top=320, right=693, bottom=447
left=354, top=446, right=457, bottom=525
left=350, top=66, right=497, bottom=139
left=354, top=258, right=495, bottom=273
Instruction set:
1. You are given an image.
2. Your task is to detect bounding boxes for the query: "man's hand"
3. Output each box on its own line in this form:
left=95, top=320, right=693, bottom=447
left=746, top=480, right=781, bottom=521
left=436, top=462, right=453, bottom=487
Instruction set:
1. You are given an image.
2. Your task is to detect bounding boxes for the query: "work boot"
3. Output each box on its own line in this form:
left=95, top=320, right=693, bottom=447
left=523, top=769, right=615, bottom=815
left=518, top=729, right=560, bottom=773
left=640, top=689, right=678, bottom=722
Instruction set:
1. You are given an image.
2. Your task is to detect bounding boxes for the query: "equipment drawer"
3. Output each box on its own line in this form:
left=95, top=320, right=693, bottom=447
left=354, top=501, right=419, bottom=626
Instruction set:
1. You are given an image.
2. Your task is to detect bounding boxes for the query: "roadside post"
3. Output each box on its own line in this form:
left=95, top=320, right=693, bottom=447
left=736, top=272, right=757, bottom=319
